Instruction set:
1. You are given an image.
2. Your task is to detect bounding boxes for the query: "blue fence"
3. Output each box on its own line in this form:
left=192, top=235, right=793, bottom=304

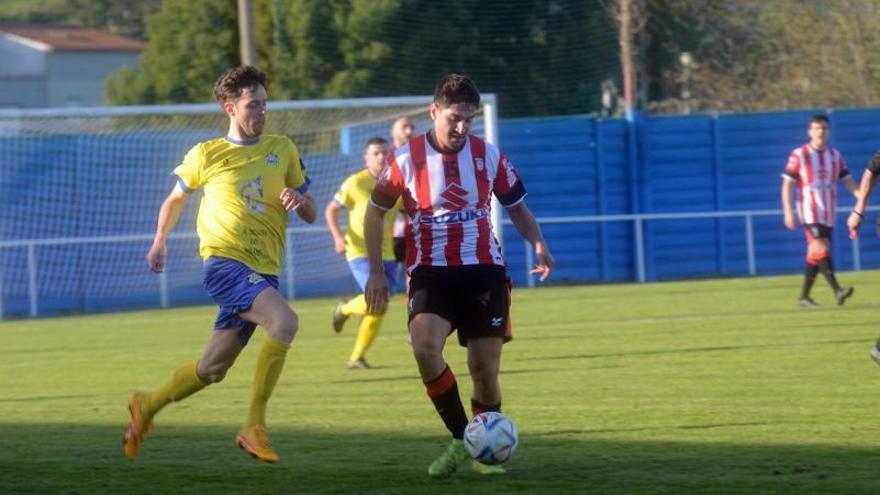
left=500, top=108, right=880, bottom=287
left=3, top=108, right=880, bottom=317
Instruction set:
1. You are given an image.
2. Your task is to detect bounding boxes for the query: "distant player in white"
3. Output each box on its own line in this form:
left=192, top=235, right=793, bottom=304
left=781, top=114, right=857, bottom=306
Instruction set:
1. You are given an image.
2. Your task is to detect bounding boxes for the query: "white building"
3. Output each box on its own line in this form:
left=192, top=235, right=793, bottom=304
left=0, top=27, right=145, bottom=108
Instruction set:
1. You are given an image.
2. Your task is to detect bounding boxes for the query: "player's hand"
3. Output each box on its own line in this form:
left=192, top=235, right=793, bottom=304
left=365, top=271, right=390, bottom=314
left=783, top=212, right=796, bottom=230
left=333, top=237, right=346, bottom=254
left=530, top=242, right=555, bottom=282
left=146, top=242, right=167, bottom=273
left=847, top=211, right=863, bottom=234
left=280, top=188, right=305, bottom=211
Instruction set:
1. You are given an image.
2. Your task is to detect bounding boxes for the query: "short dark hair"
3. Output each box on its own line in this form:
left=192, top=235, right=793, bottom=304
left=809, top=114, right=830, bottom=126
left=213, top=65, right=268, bottom=103
left=364, top=137, right=388, bottom=150
left=433, top=73, right=480, bottom=108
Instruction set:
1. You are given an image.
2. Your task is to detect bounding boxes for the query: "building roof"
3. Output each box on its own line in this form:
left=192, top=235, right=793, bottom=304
left=0, top=27, right=146, bottom=52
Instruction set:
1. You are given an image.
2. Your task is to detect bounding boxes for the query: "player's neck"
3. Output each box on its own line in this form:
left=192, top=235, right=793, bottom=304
left=809, top=142, right=828, bottom=151
left=427, top=130, right=465, bottom=154
left=227, top=126, right=261, bottom=144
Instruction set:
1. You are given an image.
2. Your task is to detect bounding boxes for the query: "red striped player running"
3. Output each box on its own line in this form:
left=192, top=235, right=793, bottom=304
left=364, top=74, right=554, bottom=478
left=781, top=114, right=858, bottom=307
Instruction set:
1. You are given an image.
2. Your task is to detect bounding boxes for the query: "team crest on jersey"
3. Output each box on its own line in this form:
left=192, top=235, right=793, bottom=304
left=475, top=157, right=485, bottom=172
left=265, top=152, right=279, bottom=167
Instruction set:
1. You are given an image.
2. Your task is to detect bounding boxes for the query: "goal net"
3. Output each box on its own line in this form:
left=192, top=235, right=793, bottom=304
left=0, top=96, right=498, bottom=318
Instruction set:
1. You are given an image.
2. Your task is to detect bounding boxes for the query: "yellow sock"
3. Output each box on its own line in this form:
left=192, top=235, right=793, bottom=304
left=349, top=314, right=383, bottom=361
left=341, top=294, right=367, bottom=317
left=144, top=360, right=208, bottom=418
left=246, top=336, right=291, bottom=427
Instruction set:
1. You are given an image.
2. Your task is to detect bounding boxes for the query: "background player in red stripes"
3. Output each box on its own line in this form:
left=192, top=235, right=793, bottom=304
left=363, top=74, right=554, bottom=478
left=781, top=114, right=857, bottom=306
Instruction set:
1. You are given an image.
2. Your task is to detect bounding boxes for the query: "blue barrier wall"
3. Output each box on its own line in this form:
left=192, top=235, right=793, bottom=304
left=3, top=108, right=880, bottom=317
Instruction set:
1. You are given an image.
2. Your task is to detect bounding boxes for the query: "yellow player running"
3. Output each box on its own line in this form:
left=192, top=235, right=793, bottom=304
left=122, top=66, right=317, bottom=463
left=325, top=137, right=401, bottom=369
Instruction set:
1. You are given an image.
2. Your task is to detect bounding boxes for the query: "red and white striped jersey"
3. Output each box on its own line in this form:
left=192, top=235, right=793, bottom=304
left=782, top=144, right=849, bottom=226
left=371, top=133, right=526, bottom=271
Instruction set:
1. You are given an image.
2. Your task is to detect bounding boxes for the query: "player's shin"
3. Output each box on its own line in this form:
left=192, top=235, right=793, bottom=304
left=425, top=365, right=469, bottom=438
left=247, top=336, right=291, bottom=426
left=349, top=314, right=382, bottom=362
left=144, top=360, right=208, bottom=417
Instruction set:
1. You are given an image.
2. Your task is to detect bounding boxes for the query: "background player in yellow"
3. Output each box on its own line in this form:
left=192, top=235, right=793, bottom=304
left=123, top=66, right=317, bottom=463
left=325, top=137, right=401, bottom=369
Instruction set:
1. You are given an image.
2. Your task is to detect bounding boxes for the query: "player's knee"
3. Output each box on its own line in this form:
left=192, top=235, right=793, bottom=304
left=412, top=339, right=443, bottom=363
left=271, top=310, right=298, bottom=343
left=198, top=361, right=230, bottom=384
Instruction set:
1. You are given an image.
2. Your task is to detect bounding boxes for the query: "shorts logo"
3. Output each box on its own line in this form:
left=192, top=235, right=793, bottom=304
left=490, top=316, right=503, bottom=327
left=248, top=272, right=264, bottom=284
left=266, top=152, right=279, bottom=167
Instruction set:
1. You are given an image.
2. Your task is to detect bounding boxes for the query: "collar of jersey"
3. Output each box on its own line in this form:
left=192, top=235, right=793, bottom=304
left=225, top=136, right=261, bottom=146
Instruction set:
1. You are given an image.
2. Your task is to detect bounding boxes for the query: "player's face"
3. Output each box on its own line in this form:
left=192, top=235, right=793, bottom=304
left=226, top=84, right=268, bottom=139
left=430, top=102, right=478, bottom=153
left=364, top=143, right=388, bottom=176
left=392, top=117, right=414, bottom=147
left=808, top=121, right=829, bottom=149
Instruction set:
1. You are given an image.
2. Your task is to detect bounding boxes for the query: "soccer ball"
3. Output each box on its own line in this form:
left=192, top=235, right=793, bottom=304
left=463, top=411, right=518, bottom=465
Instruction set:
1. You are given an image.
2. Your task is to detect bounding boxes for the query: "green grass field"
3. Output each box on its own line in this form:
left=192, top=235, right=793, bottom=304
left=3, top=272, right=880, bottom=494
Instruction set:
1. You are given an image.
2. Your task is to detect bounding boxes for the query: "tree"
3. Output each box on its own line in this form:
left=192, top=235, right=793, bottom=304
left=106, top=0, right=239, bottom=105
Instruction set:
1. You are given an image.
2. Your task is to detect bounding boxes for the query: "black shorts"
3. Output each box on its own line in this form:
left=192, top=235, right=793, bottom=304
left=408, top=264, right=511, bottom=347
left=803, top=224, right=832, bottom=241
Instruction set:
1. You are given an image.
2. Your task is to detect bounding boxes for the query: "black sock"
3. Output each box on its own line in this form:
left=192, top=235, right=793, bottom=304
left=471, top=399, right=501, bottom=417
left=801, top=263, right=819, bottom=299
left=817, top=257, right=841, bottom=292
left=425, top=366, right=469, bottom=439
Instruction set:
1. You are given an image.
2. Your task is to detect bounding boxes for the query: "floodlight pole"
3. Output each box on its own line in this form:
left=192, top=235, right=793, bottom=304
left=238, top=0, right=256, bottom=66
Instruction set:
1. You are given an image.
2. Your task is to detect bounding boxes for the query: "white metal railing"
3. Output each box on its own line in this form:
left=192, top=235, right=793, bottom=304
left=0, top=225, right=329, bottom=318
left=3, top=206, right=878, bottom=317
left=509, top=206, right=880, bottom=288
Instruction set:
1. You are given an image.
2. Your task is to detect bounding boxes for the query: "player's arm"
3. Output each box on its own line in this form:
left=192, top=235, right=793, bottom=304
left=146, top=186, right=190, bottom=273
left=780, top=178, right=796, bottom=230
left=843, top=175, right=859, bottom=198
left=364, top=202, right=390, bottom=314
left=505, top=201, right=555, bottom=282
left=324, top=199, right=346, bottom=254
left=848, top=169, right=878, bottom=232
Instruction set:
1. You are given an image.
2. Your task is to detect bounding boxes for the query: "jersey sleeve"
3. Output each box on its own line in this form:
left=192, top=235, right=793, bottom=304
left=869, top=150, right=880, bottom=175
left=172, top=144, right=205, bottom=192
left=838, top=152, right=850, bottom=179
left=370, top=158, right=405, bottom=210
left=782, top=152, right=800, bottom=181
left=285, top=138, right=311, bottom=193
left=333, top=176, right=354, bottom=208
left=493, top=153, right=527, bottom=207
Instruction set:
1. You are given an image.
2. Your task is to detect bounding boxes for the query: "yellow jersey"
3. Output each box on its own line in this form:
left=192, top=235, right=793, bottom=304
left=173, top=135, right=309, bottom=275
left=334, top=168, right=401, bottom=261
